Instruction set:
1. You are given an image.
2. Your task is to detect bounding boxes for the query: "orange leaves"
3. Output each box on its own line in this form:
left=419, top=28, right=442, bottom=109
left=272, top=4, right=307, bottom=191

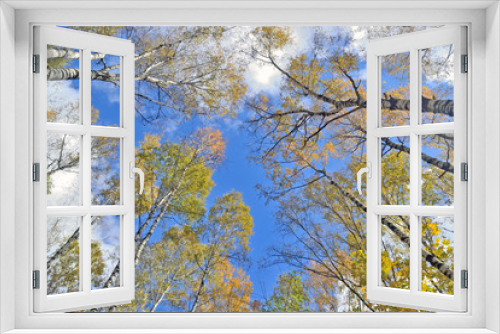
left=304, top=263, right=339, bottom=312
left=199, top=259, right=253, bottom=312
left=191, top=127, right=226, bottom=167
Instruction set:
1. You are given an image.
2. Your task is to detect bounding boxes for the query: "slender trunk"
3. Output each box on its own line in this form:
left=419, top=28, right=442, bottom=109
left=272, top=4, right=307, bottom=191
left=190, top=269, right=208, bottom=313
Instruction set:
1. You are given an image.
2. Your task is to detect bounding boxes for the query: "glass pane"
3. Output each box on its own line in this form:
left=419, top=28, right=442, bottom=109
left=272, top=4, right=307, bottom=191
left=421, top=216, right=454, bottom=295
left=47, top=216, right=80, bottom=295
left=421, top=134, right=454, bottom=206
left=47, top=133, right=81, bottom=206
left=91, top=215, right=121, bottom=289
left=380, top=52, right=410, bottom=127
left=381, top=136, right=410, bottom=205
left=380, top=215, right=410, bottom=290
left=421, top=45, right=454, bottom=124
left=47, top=46, right=81, bottom=124
left=91, top=137, right=120, bottom=205
left=91, top=53, right=121, bottom=127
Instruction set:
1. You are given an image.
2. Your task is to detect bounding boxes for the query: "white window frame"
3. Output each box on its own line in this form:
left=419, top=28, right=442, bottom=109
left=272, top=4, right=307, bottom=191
left=1, top=1, right=499, bottom=333
left=365, top=26, right=467, bottom=312
left=33, top=26, right=136, bottom=312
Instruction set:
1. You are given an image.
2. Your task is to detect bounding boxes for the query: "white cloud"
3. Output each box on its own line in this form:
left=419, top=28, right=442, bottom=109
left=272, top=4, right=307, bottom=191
left=246, top=62, right=282, bottom=95
left=47, top=80, right=80, bottom=107
left=423, top=45, right=454, bottom=83
left=348, top=26, right=369, bottom=58
left=47, top=80, right=81, bottom=123
left=243, top=26, right=316, bottom=95
left=47, top=169, right=80, bottom=206
left=47, top=132, right=81, bottom=206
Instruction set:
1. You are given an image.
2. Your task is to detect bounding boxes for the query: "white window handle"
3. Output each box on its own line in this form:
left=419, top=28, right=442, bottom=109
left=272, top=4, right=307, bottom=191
left=357, top=162, right=371, bottom=196
left=129, top=161, right=144, bottom=195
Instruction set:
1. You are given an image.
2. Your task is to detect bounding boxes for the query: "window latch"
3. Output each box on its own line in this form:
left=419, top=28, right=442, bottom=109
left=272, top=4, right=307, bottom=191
left=356, top=162, right=372, bottom=196
left=129, top=162, right=144, bottom=195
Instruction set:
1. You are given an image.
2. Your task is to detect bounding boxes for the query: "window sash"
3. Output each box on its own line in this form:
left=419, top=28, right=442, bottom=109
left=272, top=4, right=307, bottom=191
left=366, top=26, right=467, bottom=312
left=33, top=26, right=136, bottom=313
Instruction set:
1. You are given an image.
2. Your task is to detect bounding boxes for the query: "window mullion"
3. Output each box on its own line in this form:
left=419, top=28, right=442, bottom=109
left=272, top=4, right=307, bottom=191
left=82, top=47, right=92, bottom=294
left=409, top=47, right=420, bottom=295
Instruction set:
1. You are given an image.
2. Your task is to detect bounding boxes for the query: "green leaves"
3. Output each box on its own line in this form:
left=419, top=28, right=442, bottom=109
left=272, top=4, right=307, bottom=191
left=263, top=271, right=310, bottom=312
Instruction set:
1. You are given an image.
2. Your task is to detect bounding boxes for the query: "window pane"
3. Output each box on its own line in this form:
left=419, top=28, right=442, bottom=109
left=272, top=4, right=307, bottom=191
left=91, top=53, right=121, bottom=127
left=421, top=45, right=454, bottom=124
left=47, top=216, right=80, bottom=295
left=421, top=216, right=454, bottom=295
left=381, top=136, right=410, bottom=205
left=91, top=215, right=121, bottom=289
left=47, top=133, right=81, bottom=206
left=421, top=134, right=454, bottom=206
left=91, top=137, right=120, bottom=205
left=380, top=52, right=410, bottom=127
left=380, top=215, right=410, bottom=290
left=47, top=45, right=81, bottom=124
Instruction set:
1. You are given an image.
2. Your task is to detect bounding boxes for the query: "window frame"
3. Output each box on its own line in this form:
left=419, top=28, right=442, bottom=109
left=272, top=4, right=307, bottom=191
left=1, top=2, right=496, bottom=333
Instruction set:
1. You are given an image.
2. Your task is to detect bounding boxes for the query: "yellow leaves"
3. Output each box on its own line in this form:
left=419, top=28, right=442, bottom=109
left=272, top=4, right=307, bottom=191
left=251, top=26, right=293, bottom=50
left=142, top=134, right=162, bottom=148
left=380, top=150, right=411, bottom=205
left=47, top=108, right=57, bottom=122
left=324, top=142, right=336, bottom=156
left=199, top=259, right=253, bottom=312
left=421, top=85, right=435, bottom=100
left=91, top=107, right=100, bottom=125
left=134, top=128, right=220, bottom=220
left=422, top=221, right=440, bottom=237
left=381, top=252, right=392, bottom=277
left=208, top=190, right=254, bottom=252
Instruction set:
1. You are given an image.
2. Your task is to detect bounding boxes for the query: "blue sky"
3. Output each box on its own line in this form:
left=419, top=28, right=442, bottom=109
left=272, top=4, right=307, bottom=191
left=86, top=26, right=376, bottom=306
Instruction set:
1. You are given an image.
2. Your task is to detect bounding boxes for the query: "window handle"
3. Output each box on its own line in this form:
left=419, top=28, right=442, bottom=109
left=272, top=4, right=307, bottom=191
left=357, top=162, right=371, bottom=196
left=129, top=162, right=144, bottom=195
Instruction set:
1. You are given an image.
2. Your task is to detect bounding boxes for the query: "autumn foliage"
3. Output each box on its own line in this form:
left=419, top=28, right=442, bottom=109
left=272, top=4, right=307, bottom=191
left=46, top=26, right=456, bottom=313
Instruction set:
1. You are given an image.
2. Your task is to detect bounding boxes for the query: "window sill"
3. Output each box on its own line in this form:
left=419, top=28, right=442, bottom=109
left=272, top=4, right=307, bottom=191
left=3, top=330, right=498, bottom=334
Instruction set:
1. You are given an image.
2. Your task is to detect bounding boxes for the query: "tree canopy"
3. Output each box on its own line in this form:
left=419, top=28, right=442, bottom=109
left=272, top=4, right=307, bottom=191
left=45, top=25, right=456, bottom=312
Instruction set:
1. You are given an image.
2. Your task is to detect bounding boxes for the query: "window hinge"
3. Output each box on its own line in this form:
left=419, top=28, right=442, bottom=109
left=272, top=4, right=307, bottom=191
left=461, top=162, right=468, bottom=181
left=33, top=270, right=40, bottom=289
left=33, top=163, right=40, bottom=182
left=461, top=270, right=468, bottom=289
left=33, top=54, right=40, bottom=73
left=461, top=54, right=468, bottom=73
